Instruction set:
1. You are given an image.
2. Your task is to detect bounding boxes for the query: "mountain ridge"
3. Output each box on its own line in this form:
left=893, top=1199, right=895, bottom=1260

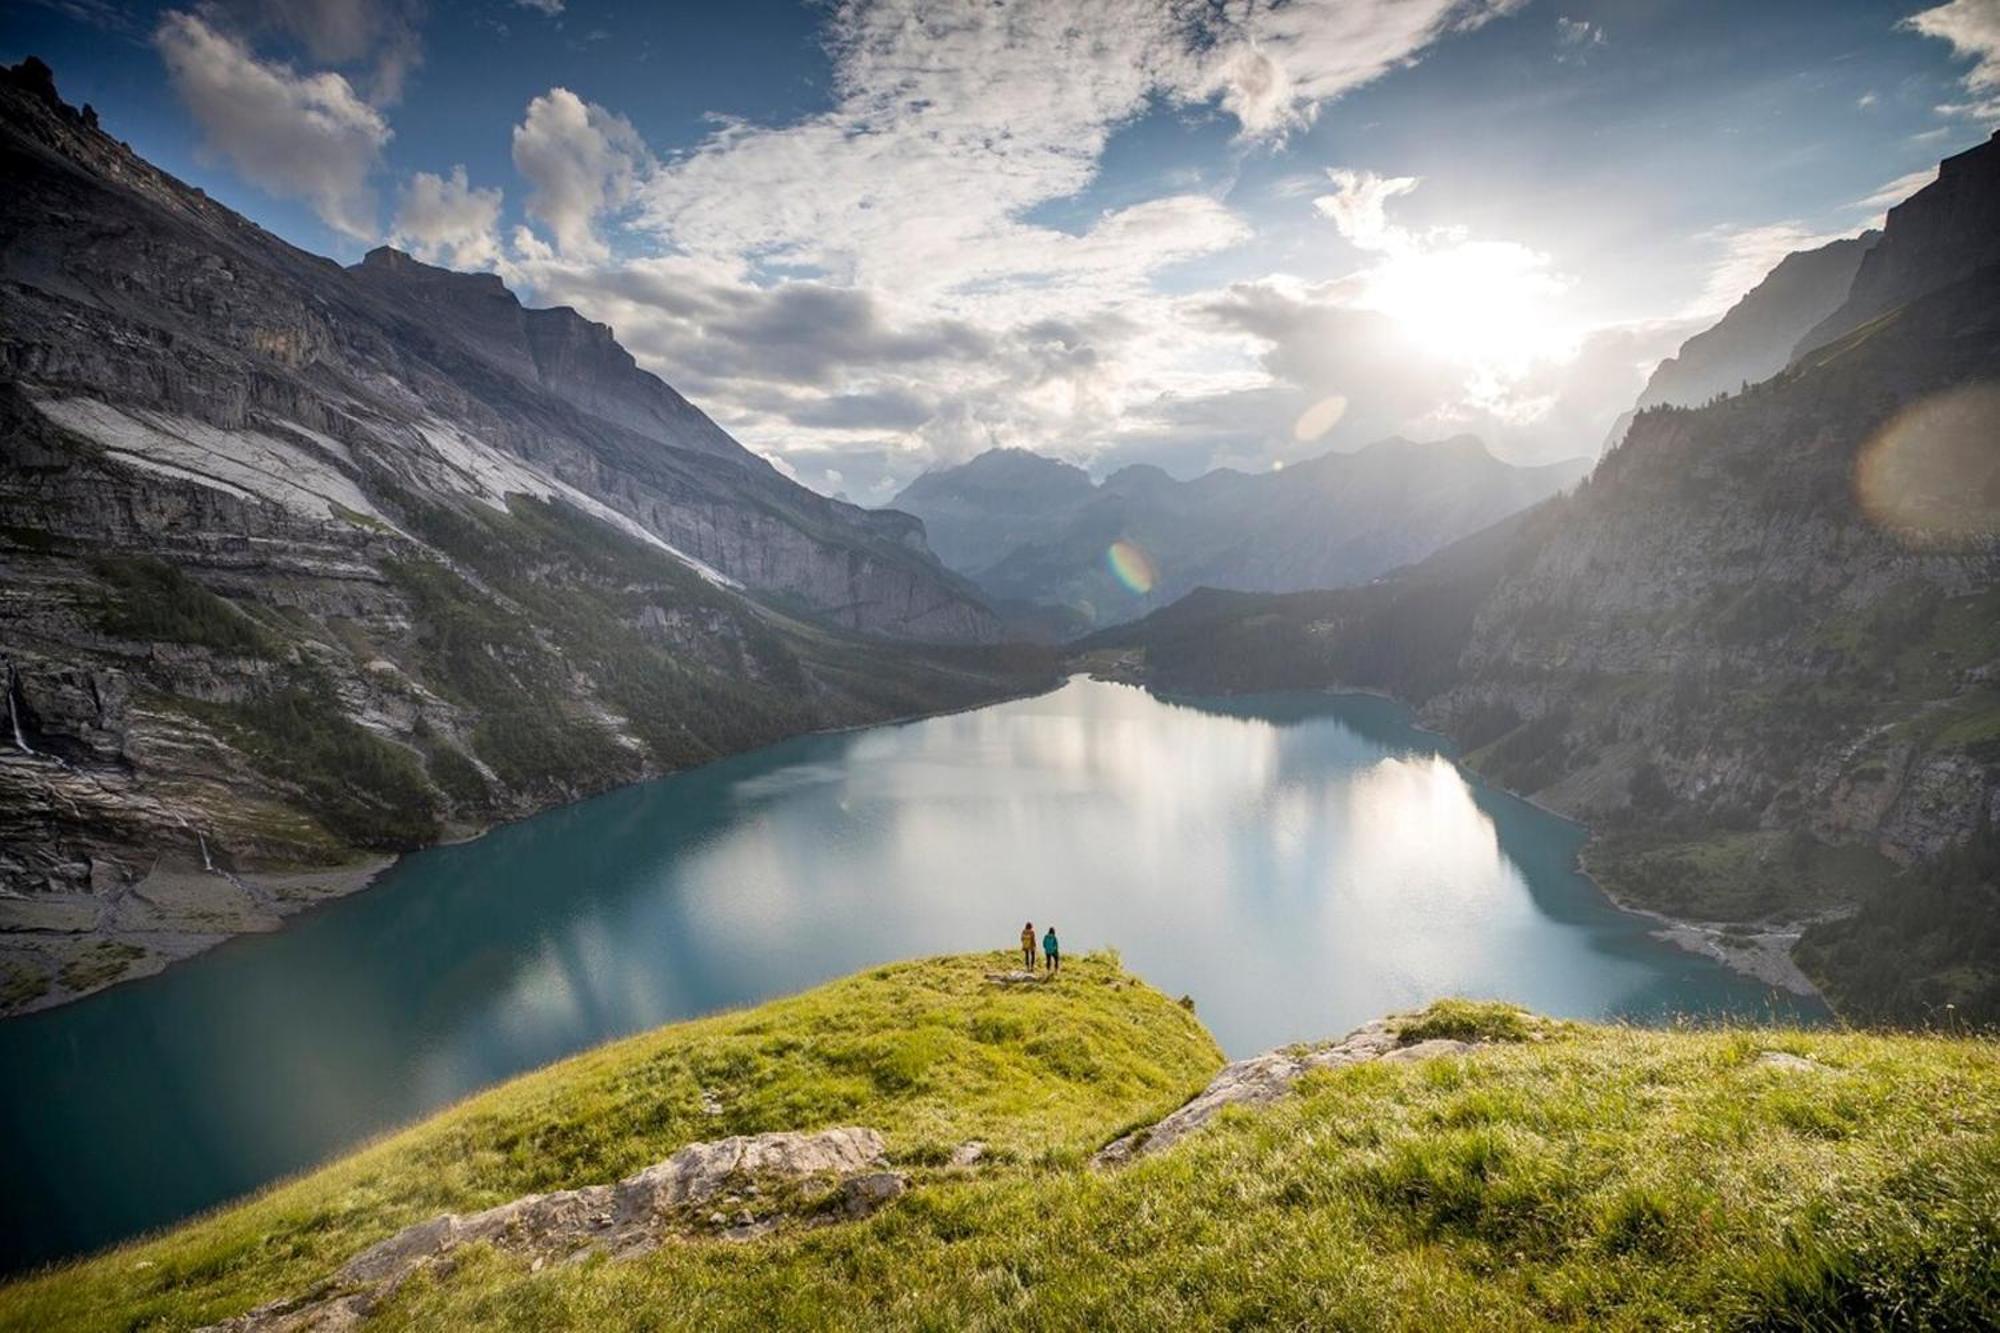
left=894, top=435, right=1590, bottom=632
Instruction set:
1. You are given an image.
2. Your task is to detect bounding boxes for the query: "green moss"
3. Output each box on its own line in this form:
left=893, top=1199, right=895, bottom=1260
left=1588, top=829, right=1896, bottom=923
left=328, top=501, right=393, bottom=534
left=420, top=737, right=491, bottom=812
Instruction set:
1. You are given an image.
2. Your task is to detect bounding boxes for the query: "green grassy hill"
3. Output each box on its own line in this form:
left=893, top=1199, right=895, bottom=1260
left=5, top=955, right=1996, bottom=1331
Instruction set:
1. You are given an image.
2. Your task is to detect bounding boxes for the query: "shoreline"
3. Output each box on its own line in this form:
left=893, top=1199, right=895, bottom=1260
left=1346, top=685, right=1831, bottom=1003
left=1094, top=669, right=1831, bottom=1005
left=0, top=672, right=1065, bottom=1020
left=1344, top=688, right=1832, bottom=1003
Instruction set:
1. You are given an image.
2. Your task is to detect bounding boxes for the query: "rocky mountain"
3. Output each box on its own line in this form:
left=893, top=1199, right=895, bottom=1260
left=1797, top=135, right=2000, bottom=356
left=1086, top=131, right=2000, bottom=1025
left=893, top=436, right=1590, bottom=631
left=1638, top=232, right=1877, bottom=410
left=888, top=448, right=1097, bottom=573
left=0, top=60, right=1052, bottom=1013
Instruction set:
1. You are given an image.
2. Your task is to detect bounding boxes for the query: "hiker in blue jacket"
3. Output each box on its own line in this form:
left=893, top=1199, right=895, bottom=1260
left=1042, top=925, right=1060, bottom=976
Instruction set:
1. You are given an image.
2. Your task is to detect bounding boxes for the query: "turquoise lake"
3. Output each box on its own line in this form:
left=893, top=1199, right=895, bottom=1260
left=0, top=677, right=1820, bottom=1271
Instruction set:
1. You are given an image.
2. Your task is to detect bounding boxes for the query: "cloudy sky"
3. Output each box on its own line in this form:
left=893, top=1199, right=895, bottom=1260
left=8, top=1, right=1999, bottom=499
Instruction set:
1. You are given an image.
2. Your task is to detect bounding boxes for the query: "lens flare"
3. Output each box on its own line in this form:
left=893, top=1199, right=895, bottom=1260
left=1293, top=393, right=1348, bottom=442
left=1854, top=382, right=2000, bottom=547
left=1105, top=538, right=1157, bottom=594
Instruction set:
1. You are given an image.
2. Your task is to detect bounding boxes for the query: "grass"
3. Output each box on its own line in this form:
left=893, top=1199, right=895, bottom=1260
left=0, top=952, right=1218, bottom=1333
left=373, top=1017, right=1999, bottom=1332
left=88, top=555, right=280, bottom=658
left=1393, top=997, right=1544, bottom=1045
left=5, top=966, right=1996, bottom=1331
left=52, top=942, right=143, bottom=994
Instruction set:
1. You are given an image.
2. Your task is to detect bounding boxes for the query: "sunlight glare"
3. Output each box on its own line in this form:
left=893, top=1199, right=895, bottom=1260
left=1360, top=238, right=1578, bottom=373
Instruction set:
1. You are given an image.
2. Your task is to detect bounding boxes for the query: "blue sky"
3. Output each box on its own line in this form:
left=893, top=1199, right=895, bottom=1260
left=7, top=0, right=1998, bottom=497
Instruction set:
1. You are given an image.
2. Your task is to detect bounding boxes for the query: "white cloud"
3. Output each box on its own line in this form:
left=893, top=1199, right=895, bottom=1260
left=492, top=0, right=1540, bottom=489
left=392, top=165, right=503, bottom=268
left=234, top=0, right=424, bottom=104
left=515, top=0, right=564, bottom=14
left=511, top=88, right=648, bottom=261
left=1682, top=222, right=1855, bottom=319
left=155, top=10, right=392, bottom=239
left=1312, top=169, right=1422, bottom=248
left=1905, top=0, right=2000, bottom=120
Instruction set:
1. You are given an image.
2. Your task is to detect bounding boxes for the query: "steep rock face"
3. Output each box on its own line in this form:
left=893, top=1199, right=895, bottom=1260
left=1637, top=233, right=1877, bottom=410
left=0, top=62, right=1048, bottom=1014
left=349, top=246, right=748, bottom=463
left=898, top=436, right=1589, bottom=630
left=1797, top=130, right=2000, bottom=355
left=0, top=62, right=994, bottom=645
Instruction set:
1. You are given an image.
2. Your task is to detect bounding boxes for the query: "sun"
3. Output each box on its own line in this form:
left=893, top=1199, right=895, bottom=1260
left=1358, top=237, right=1579, bottom=373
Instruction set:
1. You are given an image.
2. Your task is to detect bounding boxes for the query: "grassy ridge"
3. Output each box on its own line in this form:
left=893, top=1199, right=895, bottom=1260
left=0, top=953, right=1217, bottom=1332
left=4, top=958, right=1996, bottom=1330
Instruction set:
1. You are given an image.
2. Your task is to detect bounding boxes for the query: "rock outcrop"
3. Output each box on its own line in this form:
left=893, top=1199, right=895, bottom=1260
left=205, top=1129, right=902, bottom=1332
left=1095, top=1018, right=1479, bottom=1166
left=1797, top=130, right=2000, bottom=356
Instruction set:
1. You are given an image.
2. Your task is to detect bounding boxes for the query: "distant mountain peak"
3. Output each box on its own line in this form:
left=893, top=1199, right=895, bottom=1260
left=894, top=434, right=1588, bottom=629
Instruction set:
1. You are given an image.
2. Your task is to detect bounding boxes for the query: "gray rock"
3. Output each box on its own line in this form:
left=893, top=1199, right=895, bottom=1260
left=839, top=1171, right=908, bottom=1218
left=1095, top=1016, right=1475, bottom=1166
left=203, top=1127, right=897, bottom=1332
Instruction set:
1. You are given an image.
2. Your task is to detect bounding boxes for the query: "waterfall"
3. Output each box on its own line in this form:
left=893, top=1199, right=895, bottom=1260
left=6, top=664, right=35, bottom=757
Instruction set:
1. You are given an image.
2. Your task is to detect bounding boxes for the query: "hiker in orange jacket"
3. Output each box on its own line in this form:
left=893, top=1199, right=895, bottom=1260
left=1020, top=921, right=1036, bottom=970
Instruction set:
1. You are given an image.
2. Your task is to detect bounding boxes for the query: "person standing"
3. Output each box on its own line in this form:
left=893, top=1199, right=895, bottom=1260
left=1020, top=921, right=1036, bottom=970
left=1042, top=925, right=1060, bottom=976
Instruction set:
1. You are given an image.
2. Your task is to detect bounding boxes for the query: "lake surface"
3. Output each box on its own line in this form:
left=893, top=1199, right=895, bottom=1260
left=0, top=677, right=1820, bottom=1271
